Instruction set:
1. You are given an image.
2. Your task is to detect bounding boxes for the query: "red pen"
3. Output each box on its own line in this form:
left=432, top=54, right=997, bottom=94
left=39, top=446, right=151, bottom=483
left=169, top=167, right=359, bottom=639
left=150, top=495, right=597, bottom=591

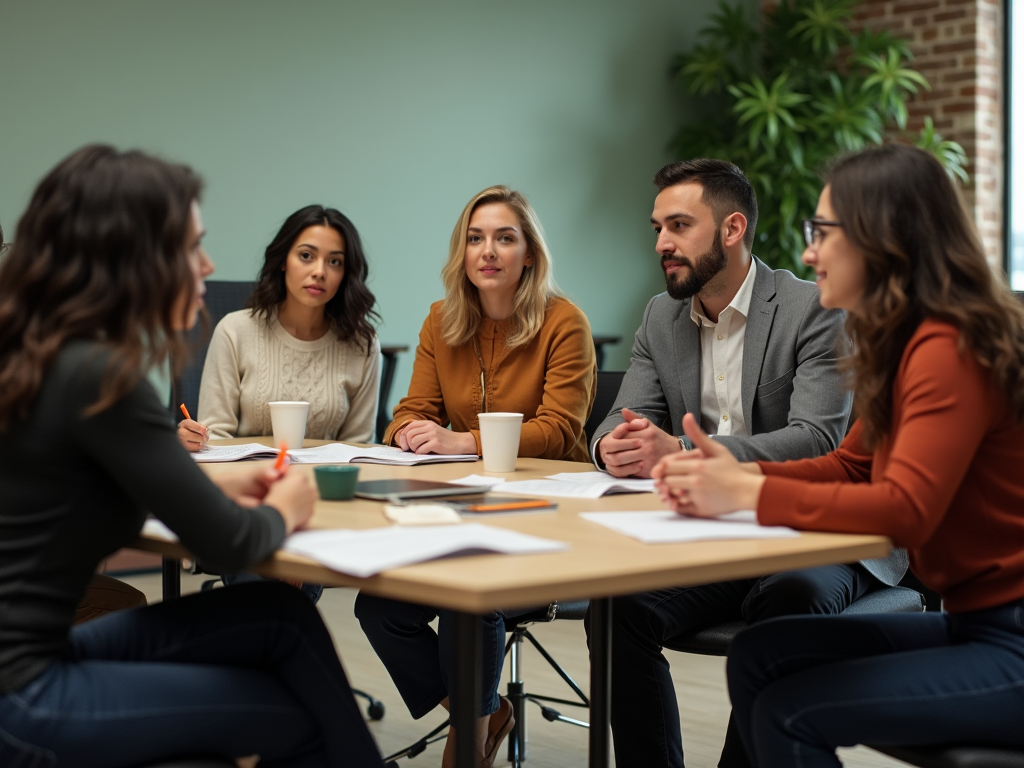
left=274, top=442, right=288, bottom=472
left=179, top=403, right=191, bottom=420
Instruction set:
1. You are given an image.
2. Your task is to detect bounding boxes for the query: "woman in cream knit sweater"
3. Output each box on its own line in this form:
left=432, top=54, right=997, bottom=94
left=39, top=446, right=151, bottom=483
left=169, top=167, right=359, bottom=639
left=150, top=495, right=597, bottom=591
left=178, top=205, right=380, bottom=450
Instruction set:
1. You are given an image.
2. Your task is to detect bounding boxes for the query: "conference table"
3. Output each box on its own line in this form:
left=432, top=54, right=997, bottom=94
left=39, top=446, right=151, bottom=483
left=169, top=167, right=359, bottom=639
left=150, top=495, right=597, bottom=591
left=134, top=438, right=890, bottom=768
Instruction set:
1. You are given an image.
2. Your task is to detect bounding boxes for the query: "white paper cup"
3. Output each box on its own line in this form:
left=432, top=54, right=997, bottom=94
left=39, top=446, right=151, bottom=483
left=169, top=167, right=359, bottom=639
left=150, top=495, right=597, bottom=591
left=477, top=412, right=523, bottom=472
left=269, top=401, right=309, bottom=449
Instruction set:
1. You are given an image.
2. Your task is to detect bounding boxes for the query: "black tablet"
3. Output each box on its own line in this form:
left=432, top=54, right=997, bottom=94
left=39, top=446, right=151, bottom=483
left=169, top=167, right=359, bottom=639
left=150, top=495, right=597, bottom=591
left=354, top=479, right=493, bottom=500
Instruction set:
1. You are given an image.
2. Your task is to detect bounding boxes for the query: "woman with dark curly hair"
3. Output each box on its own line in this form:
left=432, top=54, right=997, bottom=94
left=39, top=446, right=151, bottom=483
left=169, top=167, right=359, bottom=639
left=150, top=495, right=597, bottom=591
left=654, top=143, right=1024, bottom=765
left=178, top=205, right=380, bottom=452
left=0, top=145, right=382, bottom=767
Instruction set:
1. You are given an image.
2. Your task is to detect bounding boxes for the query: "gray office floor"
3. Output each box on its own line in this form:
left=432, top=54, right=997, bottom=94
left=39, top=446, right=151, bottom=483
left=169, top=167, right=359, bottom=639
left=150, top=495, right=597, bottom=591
left=121, top=571, right=906, bottom=768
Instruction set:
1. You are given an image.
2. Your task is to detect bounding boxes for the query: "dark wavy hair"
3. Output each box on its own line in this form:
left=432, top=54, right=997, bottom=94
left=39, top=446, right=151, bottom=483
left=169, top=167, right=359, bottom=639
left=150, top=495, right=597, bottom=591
left=248, top=205, right=378, bottom=352
left=828, top=143, right=1024, bottom=449
left=0, top=144, right=202, bottom=429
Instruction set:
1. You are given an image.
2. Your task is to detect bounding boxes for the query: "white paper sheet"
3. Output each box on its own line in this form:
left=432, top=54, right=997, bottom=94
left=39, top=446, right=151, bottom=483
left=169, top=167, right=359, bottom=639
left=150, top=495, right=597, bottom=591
left=580, top=510, right=798, bottom=543
left=448, top=474, right=507, bottom=487
left=141, top=518, right=178, bottom=541
left=498, top=476, right=655, bottom=499
left=283, top=523, right=568, bottom=577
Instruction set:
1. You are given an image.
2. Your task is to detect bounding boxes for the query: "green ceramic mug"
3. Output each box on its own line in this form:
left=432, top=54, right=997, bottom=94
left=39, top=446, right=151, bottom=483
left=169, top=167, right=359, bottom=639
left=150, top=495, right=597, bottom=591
left=314, top=465, right=360, bottom=501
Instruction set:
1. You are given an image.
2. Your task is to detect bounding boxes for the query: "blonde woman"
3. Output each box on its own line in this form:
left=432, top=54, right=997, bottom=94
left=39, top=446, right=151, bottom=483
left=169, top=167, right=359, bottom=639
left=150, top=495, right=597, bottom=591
left=381, top=185, right=596, bottom=461
left=358, top=186, right=596, bottom=767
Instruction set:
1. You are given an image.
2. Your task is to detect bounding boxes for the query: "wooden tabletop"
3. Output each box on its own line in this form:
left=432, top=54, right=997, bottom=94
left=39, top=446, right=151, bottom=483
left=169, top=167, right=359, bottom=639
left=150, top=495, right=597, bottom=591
left=135, top=439, right=890, bottom=613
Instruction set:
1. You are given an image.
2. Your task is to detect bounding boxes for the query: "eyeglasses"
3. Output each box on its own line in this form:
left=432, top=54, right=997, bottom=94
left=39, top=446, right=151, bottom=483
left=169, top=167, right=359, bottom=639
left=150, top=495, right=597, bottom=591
left=0, top=243, right=10, bottom=258
left=802, top=218, right=843, bottom=249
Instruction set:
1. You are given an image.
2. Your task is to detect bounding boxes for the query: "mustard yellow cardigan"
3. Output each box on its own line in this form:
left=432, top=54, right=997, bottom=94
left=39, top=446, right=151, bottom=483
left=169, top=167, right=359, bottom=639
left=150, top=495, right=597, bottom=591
left=384, top=296, right=597, bottom=462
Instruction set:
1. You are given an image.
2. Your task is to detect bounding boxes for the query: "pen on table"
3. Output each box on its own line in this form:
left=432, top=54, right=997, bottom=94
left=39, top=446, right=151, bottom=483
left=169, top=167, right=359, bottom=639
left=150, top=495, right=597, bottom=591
left=274, top=442, right=288, bottom=472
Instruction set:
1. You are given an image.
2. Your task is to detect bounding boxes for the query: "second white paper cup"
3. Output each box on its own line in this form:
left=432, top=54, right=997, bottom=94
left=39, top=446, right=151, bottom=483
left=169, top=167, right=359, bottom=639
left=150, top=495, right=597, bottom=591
left=269, top=401, right=309, bottom=449
left=478, top=412, right=523, bottom=472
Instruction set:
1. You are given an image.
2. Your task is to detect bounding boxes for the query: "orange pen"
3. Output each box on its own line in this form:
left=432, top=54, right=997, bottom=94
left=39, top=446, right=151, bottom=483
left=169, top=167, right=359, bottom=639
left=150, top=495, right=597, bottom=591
left=274, top=442, right=289, bottom=472
left=179, top=403, right=191, bottom=420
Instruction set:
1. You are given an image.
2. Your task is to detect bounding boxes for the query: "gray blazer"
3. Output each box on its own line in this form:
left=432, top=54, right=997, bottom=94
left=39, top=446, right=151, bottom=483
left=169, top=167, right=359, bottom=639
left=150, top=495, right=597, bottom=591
left=591, top=257, right=908, bottom=586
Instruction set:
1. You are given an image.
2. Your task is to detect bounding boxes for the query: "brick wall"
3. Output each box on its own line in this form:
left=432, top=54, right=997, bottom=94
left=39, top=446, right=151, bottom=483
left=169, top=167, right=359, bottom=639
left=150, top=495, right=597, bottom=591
left=846, top=0, right=1004, bottom=268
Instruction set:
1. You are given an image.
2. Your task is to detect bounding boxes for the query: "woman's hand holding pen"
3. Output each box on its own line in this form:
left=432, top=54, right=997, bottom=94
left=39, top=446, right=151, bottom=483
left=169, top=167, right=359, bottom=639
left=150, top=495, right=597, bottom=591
left=177, top=404, right=208, bottom=453
left=215, top=465, right=316, bottom=534
left=652, top=414, right=766, bottom=517
left=263, top=470, right=316, bottom=534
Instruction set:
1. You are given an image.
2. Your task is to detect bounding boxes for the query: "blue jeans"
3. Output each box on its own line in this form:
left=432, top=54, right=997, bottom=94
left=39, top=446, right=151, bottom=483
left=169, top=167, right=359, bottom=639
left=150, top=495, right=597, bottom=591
left=353, top=593, right=504, bottom=718
left=588, top=564, right=873, bottom=768
left=222, top=571, right=324, bottom=603
left=0, top=581, right=382, bottom=768
left=727, top=597, right=1024, bottom=767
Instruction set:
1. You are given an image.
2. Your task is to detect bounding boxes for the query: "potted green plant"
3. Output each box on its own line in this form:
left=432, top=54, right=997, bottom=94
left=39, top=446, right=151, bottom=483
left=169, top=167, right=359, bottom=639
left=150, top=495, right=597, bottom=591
left=671, top=0, right=968, bottom=276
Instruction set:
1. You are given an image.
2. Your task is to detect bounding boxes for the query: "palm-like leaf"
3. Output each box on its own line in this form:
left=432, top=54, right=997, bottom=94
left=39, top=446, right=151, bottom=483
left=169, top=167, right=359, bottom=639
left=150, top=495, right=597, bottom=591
left=706, top=0, right=759, bottom=50
left=729, top=73, right=809, bottom=151
left=860, top=46, right=931, bottom=129
left=674, top=44, right=734, bottom=96
left=788, top=0, right=855, bottom=56
left=915, top=117, right=970, bottom=183
left=812, top=74, right=884, bottom=150
left=852, top=27, right=913, bottom=61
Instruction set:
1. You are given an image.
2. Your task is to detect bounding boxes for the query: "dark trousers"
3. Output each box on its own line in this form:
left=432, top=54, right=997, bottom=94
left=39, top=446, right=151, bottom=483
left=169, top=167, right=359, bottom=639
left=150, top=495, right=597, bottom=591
left=727, top=599, right=1024, bottom=767
left=223, top=570, right=325, bottom=603
left=0, top=581, right=382, bottom=768
left=354, top=593, right=504, bottom=719
left=587, top=564, right=872, bottom=768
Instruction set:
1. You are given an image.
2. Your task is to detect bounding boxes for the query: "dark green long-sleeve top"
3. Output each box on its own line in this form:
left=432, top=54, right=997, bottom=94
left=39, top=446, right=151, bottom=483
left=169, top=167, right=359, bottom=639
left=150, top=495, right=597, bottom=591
left=0, top=342, right=286, bottom=693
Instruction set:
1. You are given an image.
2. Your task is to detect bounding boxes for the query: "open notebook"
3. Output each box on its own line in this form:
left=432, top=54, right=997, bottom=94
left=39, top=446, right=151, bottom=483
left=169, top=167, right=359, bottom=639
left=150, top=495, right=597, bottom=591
left=498, top=471, right=656, bottom=499
left=191, top=442, right=478, bottom=466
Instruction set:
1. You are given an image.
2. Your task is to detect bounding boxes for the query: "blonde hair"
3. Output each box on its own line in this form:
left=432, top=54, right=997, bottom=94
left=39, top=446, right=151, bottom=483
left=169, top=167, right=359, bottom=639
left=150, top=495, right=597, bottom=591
left=440, top=186, right=559, bottom=348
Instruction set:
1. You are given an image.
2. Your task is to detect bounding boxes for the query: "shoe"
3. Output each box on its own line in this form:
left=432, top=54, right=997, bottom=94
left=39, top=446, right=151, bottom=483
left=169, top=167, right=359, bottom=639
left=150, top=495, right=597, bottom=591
left=481, top=696, right=515, bottom=768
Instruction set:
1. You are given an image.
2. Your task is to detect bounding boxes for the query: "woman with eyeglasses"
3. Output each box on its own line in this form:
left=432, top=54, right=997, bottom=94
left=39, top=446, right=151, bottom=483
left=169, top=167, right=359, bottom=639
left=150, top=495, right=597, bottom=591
left=0, top=145, right=383, bottom=767
left=651, top=143, right=1024, bottom=765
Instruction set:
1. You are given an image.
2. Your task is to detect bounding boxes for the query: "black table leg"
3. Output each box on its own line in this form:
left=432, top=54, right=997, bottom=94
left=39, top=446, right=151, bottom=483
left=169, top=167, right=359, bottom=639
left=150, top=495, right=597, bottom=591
left=161, top=557, right=181, bottom=601
left=588, top=597, right=612, bottom=768
left=452, top=611, right=483, bottom=768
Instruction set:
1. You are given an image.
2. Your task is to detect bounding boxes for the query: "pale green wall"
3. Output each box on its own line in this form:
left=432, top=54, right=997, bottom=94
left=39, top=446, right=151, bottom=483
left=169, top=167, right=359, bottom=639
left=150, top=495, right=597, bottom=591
left=0, top=0, right=752, bottom=414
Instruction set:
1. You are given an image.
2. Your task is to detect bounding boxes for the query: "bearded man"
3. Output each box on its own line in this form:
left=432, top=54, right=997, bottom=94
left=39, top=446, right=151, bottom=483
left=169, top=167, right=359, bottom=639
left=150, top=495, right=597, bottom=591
left=586, top=158, right=908, bottom=768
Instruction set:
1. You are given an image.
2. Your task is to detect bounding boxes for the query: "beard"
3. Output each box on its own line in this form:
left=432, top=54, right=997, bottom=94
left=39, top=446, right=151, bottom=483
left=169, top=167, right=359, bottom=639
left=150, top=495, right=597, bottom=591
left=662, top=233, right=728, bottom=301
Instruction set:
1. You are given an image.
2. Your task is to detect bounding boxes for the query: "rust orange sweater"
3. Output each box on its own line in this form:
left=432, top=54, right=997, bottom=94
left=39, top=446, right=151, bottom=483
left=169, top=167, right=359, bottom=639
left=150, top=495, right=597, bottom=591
left=757, top=320, right=1024, bottom=614
left=384, top=297, right=597, bottom=462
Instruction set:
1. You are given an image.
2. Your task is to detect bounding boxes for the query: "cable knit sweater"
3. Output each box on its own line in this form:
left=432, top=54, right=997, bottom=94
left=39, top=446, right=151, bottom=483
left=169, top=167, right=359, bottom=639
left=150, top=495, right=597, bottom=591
left=198, top=309, right=380, bottom=443
left=383, top=296, right=597, bottom=462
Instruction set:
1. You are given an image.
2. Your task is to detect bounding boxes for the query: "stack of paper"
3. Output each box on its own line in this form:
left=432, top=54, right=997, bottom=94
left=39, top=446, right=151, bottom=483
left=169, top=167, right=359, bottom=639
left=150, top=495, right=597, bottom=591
left=498, top=471, right=655, bottom=499
left=193, top=442, right=478, bottom=466
left=283, top=523, right=568, bottom=577
left=580, top=510, right=798, bottom=543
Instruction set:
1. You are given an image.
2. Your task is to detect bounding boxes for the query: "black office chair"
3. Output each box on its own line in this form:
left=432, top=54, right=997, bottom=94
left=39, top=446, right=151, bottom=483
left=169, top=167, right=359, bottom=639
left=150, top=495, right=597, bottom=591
left=583, top=370, right=626, bottom=447
left=665, top=582, right=925, bottom=657
left=176, top=280, right=257, bottom=420
left=381, top=602, right=591, bottom=768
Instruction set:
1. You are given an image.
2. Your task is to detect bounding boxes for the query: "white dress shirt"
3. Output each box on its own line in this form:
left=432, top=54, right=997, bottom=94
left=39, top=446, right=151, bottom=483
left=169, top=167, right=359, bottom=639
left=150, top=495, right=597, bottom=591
left=690, top=258, right=756, bottom=438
